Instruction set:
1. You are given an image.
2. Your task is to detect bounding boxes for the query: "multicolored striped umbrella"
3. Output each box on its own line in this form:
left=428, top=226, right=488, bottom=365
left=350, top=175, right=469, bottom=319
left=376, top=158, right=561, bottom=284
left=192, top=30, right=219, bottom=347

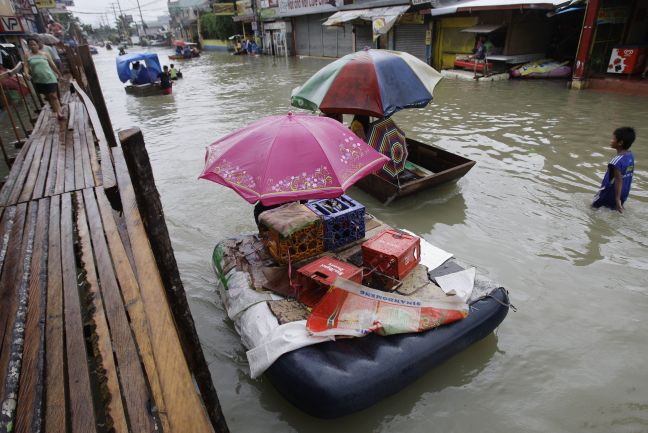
left=291, top=49, right=442, bottom=118
left=367, top=117, right=408, bottom=178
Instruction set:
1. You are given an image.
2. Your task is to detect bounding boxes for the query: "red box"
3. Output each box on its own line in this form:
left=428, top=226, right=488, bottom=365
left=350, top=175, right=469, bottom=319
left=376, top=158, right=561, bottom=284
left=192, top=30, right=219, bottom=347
left=607, top=46, right=647, bottom=74
left=295, top=257, right=362, bottom=307
left=361, top=230, right=421, bottom=280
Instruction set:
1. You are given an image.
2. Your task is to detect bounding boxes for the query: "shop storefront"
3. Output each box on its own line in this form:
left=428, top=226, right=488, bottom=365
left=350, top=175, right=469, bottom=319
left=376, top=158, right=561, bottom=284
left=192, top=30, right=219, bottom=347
left=393, top=14, right=427, bottom=61
left=570, top=0, right=648, bottom=93
left=263, top=20, right=294, bottom=56
left=425, top=1, right=571, bottom=70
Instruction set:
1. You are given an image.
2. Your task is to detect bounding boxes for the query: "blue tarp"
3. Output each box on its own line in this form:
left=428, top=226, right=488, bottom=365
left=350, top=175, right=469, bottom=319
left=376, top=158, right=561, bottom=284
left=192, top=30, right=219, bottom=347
left=115, top=52, right=162, bottom=83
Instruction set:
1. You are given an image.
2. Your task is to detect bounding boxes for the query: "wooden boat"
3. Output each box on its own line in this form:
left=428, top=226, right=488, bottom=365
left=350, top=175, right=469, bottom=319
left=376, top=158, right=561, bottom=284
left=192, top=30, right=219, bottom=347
left=125, top=83, right=165, bottom=97
left=169, top=53, right=200, bottom=60
left=355, top=137, right=476, bottom=204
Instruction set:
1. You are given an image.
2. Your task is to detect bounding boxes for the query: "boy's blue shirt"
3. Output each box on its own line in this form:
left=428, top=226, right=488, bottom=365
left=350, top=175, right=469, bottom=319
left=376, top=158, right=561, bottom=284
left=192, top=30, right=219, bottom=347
left=592, top=152, right=634, bottom=209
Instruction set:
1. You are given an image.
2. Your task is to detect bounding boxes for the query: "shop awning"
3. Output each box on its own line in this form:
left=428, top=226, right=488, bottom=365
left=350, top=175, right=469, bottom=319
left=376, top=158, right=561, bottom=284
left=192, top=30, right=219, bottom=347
left=461, top=24, right=504, bottom=33
left=323, top=5, right=409, bottom=40
left=429, top=0, right=571, bottom=16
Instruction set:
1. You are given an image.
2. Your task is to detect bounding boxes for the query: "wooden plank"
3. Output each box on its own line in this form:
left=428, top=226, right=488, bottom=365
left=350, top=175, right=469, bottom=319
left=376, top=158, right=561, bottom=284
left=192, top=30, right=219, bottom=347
left=81, top=106, right=101, bottom=185
left=16, top=134, right=46, bottom=204
left=63, top=124, right=75, bottom=193
left=15, top=198, right=49, bottom=433
left=78, top=107, right=95, bottom=189
left=44, top=195, right=65, bottom=433
left=60, top=192, right=98, bottom=433
left=32, top=120, right=55, bottom=201
left=71, top=81, right=116, bottom=193
left=113, top=149, right=215, bottom=433
left=0, top=203, right=27, bottom=401
left=95, top=188, right=169, bottom=431
left=0, top=135, right=33, bottom=205
left=75, top=191, right=130, bottom=433
left=67, top=100, right=76, bottom=131
left=5, top=138, right=39, bottom=206
left=44, top=120, right=60, bottom=197
left=82, top=188, right=156, bottom=432
left=54, top=121, right=67, bottom=195
left=0, top=202, right=37, bottom=433
left=73, top=112, right=85, bottom=191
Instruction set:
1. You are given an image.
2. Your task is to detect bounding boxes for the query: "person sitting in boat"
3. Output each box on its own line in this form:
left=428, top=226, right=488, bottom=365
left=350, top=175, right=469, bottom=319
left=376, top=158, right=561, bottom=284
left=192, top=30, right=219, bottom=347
left=169, top=63, right=179, bottom=80
left=191, top=46, right=200, bottom=57
left=130, top=61, right=140, bottom=83
left=158, top=65, right=173, bottom=95
left=183, top=46, right=192, bottom=59
left=175, top=45, right=182, bottom=56
left=132, top=61, right=152, bottom=85
left=350, top=115, right=370, bottom=141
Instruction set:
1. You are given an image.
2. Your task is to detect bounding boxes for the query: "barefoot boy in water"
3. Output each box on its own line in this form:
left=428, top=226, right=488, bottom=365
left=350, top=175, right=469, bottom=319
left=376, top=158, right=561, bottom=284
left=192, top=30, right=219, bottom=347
left=592, top=127, right=635, bottom=213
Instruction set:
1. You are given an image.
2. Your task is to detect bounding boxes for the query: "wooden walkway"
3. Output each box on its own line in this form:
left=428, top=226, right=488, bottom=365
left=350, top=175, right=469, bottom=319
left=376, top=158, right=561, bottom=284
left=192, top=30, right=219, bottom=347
left=0, top=82, right=216, bottom=433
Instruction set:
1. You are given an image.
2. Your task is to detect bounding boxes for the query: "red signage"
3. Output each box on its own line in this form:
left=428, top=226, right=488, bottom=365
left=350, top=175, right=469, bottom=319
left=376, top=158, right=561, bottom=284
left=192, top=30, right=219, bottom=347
left=0, top=16, right=25, bottom=34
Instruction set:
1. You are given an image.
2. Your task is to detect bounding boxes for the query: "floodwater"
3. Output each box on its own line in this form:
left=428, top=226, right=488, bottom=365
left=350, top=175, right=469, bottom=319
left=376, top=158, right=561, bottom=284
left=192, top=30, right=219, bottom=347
left=6, top=48, right=648, bottom=432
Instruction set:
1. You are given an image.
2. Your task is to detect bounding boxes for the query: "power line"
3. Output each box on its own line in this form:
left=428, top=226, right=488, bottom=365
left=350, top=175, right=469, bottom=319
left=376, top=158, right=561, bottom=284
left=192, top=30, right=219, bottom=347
left=68, top=0, right=163, bottom=15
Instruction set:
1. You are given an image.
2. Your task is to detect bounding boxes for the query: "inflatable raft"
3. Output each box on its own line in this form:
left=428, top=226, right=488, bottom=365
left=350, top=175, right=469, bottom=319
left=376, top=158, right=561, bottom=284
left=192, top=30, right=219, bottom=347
left=213, top=217, right=511, bottom=418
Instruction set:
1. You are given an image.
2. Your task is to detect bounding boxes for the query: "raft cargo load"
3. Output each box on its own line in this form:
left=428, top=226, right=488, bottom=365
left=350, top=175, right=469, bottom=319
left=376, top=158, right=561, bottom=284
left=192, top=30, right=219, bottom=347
left=116, top=52, right=166, bottom=97
left=212, top=208, right=511, bottom=418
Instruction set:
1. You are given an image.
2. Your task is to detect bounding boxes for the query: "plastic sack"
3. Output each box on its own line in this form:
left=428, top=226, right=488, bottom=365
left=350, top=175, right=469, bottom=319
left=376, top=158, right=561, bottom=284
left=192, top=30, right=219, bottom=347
left=306, top=278, right=469, bottom=337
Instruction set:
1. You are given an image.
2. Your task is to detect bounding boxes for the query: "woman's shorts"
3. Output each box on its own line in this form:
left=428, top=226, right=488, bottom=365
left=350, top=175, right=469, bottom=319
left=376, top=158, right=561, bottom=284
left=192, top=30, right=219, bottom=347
left=33, top=82, right=58, bottom=95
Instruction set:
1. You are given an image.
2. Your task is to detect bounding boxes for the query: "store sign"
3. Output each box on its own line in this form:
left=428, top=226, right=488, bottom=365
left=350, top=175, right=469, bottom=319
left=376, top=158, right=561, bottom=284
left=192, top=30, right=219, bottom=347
left=0, top=15, right=24, bottom=33
left=35, top=0, right=56, bottom=8
left=278, top=0, right=340, bottom=16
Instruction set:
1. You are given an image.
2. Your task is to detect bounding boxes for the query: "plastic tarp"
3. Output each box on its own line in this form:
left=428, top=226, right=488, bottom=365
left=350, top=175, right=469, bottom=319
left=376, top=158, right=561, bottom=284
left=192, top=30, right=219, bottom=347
left=323, top=5, right=409, bottom=40
left=430, top=0, right=571, bottom=16
left=115, top=52, right=162, bottom=83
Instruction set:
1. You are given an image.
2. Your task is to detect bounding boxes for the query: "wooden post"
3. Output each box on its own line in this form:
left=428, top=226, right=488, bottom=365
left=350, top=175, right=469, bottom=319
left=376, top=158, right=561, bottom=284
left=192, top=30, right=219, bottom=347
left=77, top=45, right=117, bottom=148
left=572, top=0, right=601, bottom=86
left=0, top=84, right=25, bottom=146
left=17, top=77, right=36, bottom=125
left=118, top=128, right=230, bottom=433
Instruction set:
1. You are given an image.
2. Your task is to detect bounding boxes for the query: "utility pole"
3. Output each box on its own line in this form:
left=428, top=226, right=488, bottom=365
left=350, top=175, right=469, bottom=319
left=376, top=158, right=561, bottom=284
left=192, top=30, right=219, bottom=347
left=135, top=0, right=146, bottom=37
left=110, top=3, right=120, bottom=37
left=116, top=0, right=127, bottom=41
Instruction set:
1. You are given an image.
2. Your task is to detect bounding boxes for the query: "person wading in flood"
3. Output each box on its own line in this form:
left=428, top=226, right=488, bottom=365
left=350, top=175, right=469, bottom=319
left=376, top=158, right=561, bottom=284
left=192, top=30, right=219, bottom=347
left=23, top=36, right=64, bottom=120
left=592, top=127, right=636, bottom=213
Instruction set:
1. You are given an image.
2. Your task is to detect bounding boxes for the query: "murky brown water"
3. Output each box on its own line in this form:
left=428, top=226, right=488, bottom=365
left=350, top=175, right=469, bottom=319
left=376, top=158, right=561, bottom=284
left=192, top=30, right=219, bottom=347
left=5, top=48, right=648, bottom=432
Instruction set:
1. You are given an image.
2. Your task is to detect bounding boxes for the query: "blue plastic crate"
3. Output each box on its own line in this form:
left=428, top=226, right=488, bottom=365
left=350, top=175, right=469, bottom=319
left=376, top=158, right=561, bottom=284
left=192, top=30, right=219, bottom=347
left=306, top=195, right=365, bottom=251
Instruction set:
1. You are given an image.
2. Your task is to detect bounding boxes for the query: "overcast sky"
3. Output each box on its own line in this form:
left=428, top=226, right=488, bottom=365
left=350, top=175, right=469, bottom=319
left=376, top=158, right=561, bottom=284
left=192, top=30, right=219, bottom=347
left=68, top=0, right=169, bottom=27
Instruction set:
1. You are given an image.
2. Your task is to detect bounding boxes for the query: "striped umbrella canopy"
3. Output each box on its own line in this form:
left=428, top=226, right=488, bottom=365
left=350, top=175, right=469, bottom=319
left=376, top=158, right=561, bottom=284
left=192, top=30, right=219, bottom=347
left=291, top=49, right=442, bottom=118
left=366, top=117, right=408, bottom=178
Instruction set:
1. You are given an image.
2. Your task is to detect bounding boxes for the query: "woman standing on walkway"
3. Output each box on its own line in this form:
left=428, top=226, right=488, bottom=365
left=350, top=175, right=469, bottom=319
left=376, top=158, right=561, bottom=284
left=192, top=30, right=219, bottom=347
left=23, top=36, right=64, bottom=120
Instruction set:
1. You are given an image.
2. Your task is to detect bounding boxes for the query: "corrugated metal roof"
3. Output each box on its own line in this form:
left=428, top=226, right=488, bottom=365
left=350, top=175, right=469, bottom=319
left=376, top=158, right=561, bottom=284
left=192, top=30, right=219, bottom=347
left=430, top=0, right=571, bottom=16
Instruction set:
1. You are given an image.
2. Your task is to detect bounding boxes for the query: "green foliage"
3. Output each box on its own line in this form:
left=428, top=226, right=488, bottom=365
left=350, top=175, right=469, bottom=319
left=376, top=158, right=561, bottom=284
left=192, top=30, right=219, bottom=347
left=212, top=245, right=231, bottom=290
left=200, top=13, right=237, bottom=40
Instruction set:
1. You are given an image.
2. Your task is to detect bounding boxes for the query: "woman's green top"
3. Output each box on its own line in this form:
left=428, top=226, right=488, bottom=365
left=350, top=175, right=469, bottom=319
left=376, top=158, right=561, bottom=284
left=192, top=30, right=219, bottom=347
left=28, top=53, right=57, bottom=84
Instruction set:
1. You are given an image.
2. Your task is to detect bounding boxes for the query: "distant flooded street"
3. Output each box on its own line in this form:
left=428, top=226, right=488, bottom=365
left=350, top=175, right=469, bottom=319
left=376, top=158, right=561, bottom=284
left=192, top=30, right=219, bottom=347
left=63, top=48, right=648, bottom=431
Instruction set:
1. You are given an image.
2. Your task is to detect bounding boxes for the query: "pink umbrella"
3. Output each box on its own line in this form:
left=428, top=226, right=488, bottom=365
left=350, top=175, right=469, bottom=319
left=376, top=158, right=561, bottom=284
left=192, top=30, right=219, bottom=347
left=199, top=113, right=389, bottom=205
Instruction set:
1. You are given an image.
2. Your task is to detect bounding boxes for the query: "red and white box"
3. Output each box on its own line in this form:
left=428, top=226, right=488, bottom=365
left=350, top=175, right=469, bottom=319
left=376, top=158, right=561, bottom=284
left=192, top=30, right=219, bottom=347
left=607, top=46, right=647, bottom=74
left=295, top=257, right=362, bottom=307
left=362, top=230, right=421, bottom=280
